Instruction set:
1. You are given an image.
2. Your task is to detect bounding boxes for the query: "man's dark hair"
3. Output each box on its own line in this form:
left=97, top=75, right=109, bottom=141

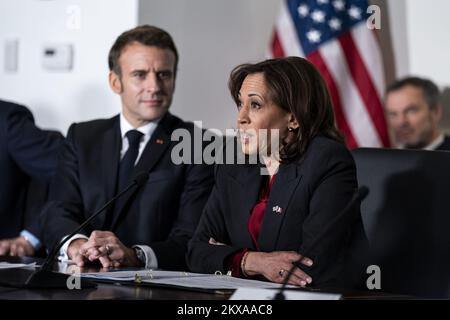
left=229, top=56, right=344, bottom=163
left=108, top=25, right=178, bottom=77
left=386, top=77, right=440, bottom=110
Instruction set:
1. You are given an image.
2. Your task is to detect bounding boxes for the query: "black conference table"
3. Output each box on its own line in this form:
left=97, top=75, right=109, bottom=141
left=0, top=256, right=411, bottom=300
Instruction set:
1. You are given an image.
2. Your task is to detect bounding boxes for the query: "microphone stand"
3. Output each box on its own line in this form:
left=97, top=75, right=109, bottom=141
left=0, top=172, right=149, bottom=289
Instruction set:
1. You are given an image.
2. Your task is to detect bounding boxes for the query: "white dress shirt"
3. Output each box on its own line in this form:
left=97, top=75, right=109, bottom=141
left=60, top=114, right=161, bottom=269
left=119, top=113, right=158, bottom=164
left=423, top=134, right=445, bottom=151
left=398, top=133, right=445, bottom=151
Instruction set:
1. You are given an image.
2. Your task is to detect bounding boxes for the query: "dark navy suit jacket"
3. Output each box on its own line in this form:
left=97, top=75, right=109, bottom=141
left=187, top=136, right=366, bottom=287
left=436, top=135, right=450, bottom=151
left=0, top=100, right=62, bottom=239
left=42, top=112, right=214, bottom=270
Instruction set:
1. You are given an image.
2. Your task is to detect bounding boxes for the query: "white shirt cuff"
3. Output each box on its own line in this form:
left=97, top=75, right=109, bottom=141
left=20, top=230, right=41, bottom=250
left=133, top=245, right=158, bottom=269
left=60, top=234, right=89, bottom=261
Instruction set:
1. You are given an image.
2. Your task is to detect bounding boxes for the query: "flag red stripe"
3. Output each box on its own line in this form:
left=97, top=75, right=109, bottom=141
left=271, top=31, right=285, bottom=58
left=338, top=32, right=390, bottom=147
left=307, top=51, right=358, bottom=149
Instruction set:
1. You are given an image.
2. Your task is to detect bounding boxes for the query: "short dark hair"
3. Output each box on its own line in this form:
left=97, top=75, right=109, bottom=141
left=228, top=56, right=344, bottom=162
left=108, top=25, right=178, bottom=76
left=386, top=76, right=440, bottom=110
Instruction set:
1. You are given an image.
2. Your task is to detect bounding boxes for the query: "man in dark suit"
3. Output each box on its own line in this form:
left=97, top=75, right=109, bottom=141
left=385, top=77, right=450, bottom=151
left=42, top=25, right=214, bottom=271
left=0, top=100, right=63, bottom=256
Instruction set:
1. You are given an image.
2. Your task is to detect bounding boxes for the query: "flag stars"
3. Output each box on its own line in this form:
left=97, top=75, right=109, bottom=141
left=298, top=4, right=309, bottom=17
left=317, top=0, right=329, bottom=4
left=306, top=29, right=322, bottom=43
left=348, top=5, right=362, bottom=19
left=311, top=10, right=326, bottom=23
left=329, top=17, right=342, bottom=30
left=333, top=0, right=345, bottom=11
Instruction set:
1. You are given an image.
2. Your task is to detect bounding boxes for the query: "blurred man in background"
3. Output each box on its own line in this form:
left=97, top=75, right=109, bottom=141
left=385, top=77, right=450, bottom=151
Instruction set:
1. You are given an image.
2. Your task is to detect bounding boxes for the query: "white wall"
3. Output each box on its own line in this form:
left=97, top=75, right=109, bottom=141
left=406, top=0, right=450, bottom=86
left=138, top=0, right=450, bottom=132
left=1, top=0, right=450, bottom=134
left=0, top=0, right=138, bottom=134
left=138, top=0, right=281, bottom=131
left=387, top=0, right=409, bottom=78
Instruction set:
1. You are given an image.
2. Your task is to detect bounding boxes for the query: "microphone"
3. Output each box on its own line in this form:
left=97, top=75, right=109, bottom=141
left=274, top=186, right=369, bottom=300
left=0, top=172, right=149, bottom=289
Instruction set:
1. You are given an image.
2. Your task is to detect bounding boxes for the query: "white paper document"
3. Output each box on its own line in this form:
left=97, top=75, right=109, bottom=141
left=230, top=288, right=342, bottom=300
left=79, top=269, right=150, bottom=281
left=0, top=262, right=36, bottom=270
left=142, top=273, right=288, bottom=290
left=80, top=269, right=290, bottom=290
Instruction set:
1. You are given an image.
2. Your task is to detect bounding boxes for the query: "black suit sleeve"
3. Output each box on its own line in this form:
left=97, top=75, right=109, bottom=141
left=149, top=161, right=215, bottom=270
left=187, top=165, right=244, bottom=274
left=23, top=178, right=50, bottom=239
left=41, top=124, right=88, bottom=249
left=6, top=105, right=61, bottom=179
left=1, top=104, right=62, bottom=242
left=299, top=143, right=359, bottom=287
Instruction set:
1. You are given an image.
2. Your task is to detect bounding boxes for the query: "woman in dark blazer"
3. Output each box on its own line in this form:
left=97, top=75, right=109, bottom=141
left=187, top=57, right=365, bottom=288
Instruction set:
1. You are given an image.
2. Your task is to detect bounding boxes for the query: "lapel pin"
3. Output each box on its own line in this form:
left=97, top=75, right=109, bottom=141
left=272, top=206, right=283, bottom=214
left=156, top=139, right=164, bottom=145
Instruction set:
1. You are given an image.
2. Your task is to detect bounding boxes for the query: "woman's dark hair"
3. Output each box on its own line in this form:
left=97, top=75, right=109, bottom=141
left=228, top=56, right=344, bottom=162
left=108, top=25, right=178, bottom=77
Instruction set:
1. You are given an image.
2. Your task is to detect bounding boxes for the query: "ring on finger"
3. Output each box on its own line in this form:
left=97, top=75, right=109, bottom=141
left=105, top=244, right=111, bottom=256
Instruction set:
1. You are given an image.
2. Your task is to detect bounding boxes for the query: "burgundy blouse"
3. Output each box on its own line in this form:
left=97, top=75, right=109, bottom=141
left=227, top=174, right=277, bottom=277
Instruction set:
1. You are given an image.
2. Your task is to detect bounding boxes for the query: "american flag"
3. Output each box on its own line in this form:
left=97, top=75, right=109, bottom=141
left=269, top=0, right=390, bottom=148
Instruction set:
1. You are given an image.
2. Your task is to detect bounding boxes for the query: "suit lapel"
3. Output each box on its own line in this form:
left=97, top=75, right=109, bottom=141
left=131, top=126, right=170, bottom=179
left=97, top=116, right=121, bottom=229
left=258, top=163, right=303, bottom=251
left=231, top=165, right=263, bottom=248
left=110, top=114, right=172, bottom=230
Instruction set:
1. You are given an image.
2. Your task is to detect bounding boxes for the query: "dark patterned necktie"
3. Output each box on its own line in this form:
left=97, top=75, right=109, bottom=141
left=118, top=130, right=143, bottom=191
